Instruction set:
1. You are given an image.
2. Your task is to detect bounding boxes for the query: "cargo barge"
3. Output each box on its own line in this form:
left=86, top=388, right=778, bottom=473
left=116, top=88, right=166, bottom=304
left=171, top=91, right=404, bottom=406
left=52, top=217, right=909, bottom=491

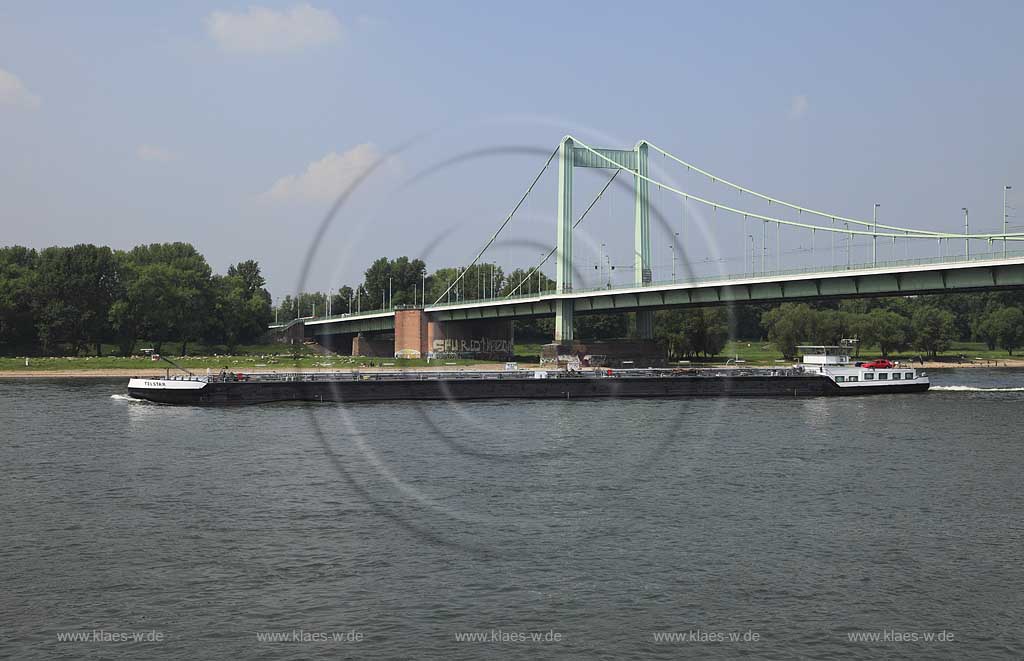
left=125, top=346, right=928, bottom=405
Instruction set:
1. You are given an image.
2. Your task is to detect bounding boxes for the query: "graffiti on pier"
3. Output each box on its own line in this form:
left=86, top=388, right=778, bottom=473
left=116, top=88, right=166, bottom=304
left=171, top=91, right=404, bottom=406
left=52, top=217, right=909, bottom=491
left=430, top=337, right=513, bottom=359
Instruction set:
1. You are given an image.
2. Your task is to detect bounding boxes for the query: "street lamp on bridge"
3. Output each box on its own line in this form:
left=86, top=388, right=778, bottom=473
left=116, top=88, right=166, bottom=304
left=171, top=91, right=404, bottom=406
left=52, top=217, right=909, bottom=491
left=872, top=203, right=880, bottom=266
left=1005, top=186, right=1013, bottom=258
left=962, top=207, right=970, bottom=258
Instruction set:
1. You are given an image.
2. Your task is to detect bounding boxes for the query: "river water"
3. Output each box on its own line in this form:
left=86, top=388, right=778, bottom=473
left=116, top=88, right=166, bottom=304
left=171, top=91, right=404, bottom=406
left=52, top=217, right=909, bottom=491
left=2, top=369, right=1023, bottom=659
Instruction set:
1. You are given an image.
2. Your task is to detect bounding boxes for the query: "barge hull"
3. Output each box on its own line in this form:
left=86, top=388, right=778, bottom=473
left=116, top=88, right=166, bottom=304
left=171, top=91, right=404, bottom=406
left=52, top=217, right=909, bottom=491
left=125, top=375, right=928, bottom=405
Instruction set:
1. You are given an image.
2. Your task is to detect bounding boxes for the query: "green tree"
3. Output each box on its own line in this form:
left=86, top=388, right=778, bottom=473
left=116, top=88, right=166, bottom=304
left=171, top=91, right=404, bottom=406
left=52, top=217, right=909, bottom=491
left=205, top=262, right=272, bottom=349
left=989, top=307, right=1024, bottom=355
left=761, top=303, right=817, bottom=360
left=227, top=260, right=265, bottom=294
left=363, top=256, right=428, bottom=307
left=331, top=285, right=355, bottom=314
left=577, top=313, right=629, bottom=340
left=0, top=246, right=39, bottom=352
left=655, top=308, right=729, bottom=359
left=298, top=292, right=327, bottom=316
left=120, top=243, right=213, bottom=355
left=32, top=245, right=121, bottom=355
left=654, top=309, right=687, bottom=358
left=911, top=307, right=955, bottom=358
left=861, top=309, right=911, bottom=357
left=814, top=310, right=852, bottom=346
left=971, top=309, right=1000, bottom=351
left=500, top=267, right=553, bottom=298
left=684, top=308, right=729, bottom=358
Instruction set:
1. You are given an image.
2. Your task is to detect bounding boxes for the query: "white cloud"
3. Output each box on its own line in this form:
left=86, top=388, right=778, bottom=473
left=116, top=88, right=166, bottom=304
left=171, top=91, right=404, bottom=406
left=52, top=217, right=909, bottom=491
left=0, top=67, right=41, bottom=109
left=264, top=144, right=381, bottom=203
left=206, top=3, right=342, bottom=54
left=137, top=144, right=175, bottom=162
left=789, top=94, right=809, bottom=120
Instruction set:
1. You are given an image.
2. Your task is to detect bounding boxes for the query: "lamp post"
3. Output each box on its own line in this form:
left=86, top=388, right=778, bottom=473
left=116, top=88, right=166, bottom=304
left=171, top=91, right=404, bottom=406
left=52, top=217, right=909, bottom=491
left=1005, top=186, right=1013, bottom=258
left=539, top=252, right=545, bottom=294
left=673, top=231, right=679, bottom=281
left=962, top=207, right=969, bottom=258
left=761, top=222, right=767, bottom=274
left=845, top=222, right=851, bottom=268
left=872, top=203, right=880, bottom=266
left=748, top=234, right=754, bottom=275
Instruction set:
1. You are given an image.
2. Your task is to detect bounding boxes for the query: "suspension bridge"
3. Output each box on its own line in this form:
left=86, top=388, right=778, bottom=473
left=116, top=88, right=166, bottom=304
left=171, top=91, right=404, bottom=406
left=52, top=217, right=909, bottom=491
left=271, top=137, right=1024, bottom=360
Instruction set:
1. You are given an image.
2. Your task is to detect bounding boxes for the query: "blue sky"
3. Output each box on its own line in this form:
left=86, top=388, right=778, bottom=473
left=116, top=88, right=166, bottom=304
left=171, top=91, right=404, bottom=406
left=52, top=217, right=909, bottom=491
left=2, top=1, right=1022, bottom=299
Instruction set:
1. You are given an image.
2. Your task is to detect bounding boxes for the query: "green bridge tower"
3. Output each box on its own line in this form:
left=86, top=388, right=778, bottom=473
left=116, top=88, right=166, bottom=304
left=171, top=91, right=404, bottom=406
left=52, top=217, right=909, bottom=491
left=555, top=137, right=653, bottom=342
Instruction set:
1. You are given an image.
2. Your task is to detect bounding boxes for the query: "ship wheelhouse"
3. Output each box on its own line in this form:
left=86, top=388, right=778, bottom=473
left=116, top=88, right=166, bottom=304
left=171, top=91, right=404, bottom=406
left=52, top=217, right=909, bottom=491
left=797, top=344, right=929, bottom=393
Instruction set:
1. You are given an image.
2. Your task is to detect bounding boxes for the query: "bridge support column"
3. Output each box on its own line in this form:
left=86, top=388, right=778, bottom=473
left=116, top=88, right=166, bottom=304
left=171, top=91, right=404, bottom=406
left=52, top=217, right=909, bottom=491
left=635, top=140, right=654, bottom=339
left=394, top=308, right=428, bottom=358
left=555, top=136, right=575, bottom=341
left=555, top=299, right=573, bottom=343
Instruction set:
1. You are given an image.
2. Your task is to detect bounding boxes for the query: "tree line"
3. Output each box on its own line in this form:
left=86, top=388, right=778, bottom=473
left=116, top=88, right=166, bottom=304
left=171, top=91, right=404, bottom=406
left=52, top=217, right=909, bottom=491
left=0, top=243, right=272, bottom=356
left=275, top=257, right=557, bottom=319
left=760, top=293, right=1024, bottom=359
left=5, top=246, right=1022, bottom=360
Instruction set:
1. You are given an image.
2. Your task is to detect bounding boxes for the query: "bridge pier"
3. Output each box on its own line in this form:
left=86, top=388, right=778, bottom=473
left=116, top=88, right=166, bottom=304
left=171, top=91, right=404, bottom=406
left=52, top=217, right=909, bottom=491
left=352, top=333, right=394, bottom=358
left=541, top=339, right=666, bottom=368
left=554, top=300, right=573, bottom=343
left=394, top=308, right=514, bottom=361
left=394, top=308, right=429, bottom=358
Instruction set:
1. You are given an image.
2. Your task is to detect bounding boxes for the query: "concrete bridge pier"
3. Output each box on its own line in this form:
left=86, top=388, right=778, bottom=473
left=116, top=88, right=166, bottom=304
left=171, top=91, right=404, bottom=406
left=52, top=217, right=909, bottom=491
left=394, top=308, right=514, bottom=361
left=352, top=333, right=394, bottom=357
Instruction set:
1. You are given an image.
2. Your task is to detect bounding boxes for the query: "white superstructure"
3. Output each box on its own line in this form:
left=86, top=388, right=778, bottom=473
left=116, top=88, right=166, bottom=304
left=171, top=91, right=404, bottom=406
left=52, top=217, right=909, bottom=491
left=797, top=343, right=929, bottom=392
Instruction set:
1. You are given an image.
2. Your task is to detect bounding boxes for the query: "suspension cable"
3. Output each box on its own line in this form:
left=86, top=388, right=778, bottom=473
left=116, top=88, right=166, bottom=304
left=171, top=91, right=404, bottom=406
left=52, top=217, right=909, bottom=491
left=569, top=136, right=1024, bottom=241
left=432, top=145, right=560, bottom=305
left=645, top=141, right=948, bottom=236
left=505, top=168, right=622, bottom=298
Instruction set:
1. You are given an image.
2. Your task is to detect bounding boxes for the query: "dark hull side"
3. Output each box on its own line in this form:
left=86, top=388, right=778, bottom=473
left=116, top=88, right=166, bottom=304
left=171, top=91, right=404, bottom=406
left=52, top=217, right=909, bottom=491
left=127, top=375, right=927, bottom=405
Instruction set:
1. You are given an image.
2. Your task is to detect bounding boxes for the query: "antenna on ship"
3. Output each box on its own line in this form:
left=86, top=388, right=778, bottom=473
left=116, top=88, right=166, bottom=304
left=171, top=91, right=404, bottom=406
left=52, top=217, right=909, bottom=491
left=141, top=348, right=195, bottom=377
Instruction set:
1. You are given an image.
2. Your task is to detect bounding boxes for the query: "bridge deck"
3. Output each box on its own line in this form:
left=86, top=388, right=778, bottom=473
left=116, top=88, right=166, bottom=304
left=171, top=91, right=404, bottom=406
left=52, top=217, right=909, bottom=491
left=275, top=250, right=1024, bottom=335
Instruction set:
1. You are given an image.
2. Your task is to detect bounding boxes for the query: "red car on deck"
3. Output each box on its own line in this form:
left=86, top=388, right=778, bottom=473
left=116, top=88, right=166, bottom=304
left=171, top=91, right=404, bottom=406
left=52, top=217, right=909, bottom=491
left=861, top=359, right=894, bottom=369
